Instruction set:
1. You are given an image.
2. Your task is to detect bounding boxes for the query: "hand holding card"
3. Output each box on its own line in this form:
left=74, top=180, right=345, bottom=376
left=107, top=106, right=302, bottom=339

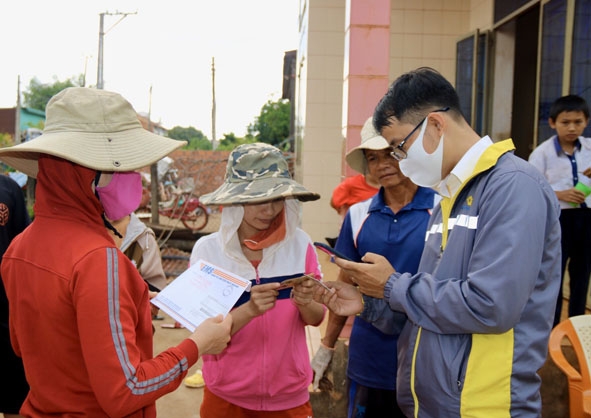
left=278, top=274, right=331, bottom=291
left=277, top=276, right=309, bottom=290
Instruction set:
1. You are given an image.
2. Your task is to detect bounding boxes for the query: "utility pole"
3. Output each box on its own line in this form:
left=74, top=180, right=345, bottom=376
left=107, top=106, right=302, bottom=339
left=82, top=55, right=91, bottom=87
left=15, top=75, right=21, bottom=144
left=97, top=10, right=136, bottom=89
left=148, top=85, right=160, bottom=225
left=211, top=57, right=217, bottom=150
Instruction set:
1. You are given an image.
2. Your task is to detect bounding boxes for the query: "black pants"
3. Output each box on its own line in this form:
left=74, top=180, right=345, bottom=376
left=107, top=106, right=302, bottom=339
left=1, top=324, right=29, bottom=414
left=554, top=208, right=591, bottom=327
left=348, top=378, right=405, bottom=418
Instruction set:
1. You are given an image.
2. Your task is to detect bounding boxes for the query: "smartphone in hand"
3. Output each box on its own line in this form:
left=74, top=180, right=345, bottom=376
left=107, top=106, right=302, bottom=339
left=313, top=242, right=354, bottom=262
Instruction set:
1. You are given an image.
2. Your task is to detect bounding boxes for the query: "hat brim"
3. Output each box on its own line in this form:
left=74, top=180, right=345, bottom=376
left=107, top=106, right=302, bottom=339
left=345, top=135, right=390, bottom=174
left=200, top=176, right=320, bottom=206
left=0, top=128, right=186, bottom=178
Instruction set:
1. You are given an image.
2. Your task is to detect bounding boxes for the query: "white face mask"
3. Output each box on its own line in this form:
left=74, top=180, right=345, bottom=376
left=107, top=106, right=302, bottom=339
left=399, top=118, right=444, bottom=188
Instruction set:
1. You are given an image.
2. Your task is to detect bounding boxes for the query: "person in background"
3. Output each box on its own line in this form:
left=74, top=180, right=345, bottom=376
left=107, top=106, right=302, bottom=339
left=191, top=142, right=326, bottom=418
left=110, top=211, right=168, bottom=320
left=528, top=94, right=591, bottom=326
left=326, top=135, right=380, bottom=248
left=311, top=117, right=435, bottom=418
left=0, top=174, right=31, bottom=418
left=121, top=213, right=167, bottom=292
left=314, top=67, right=561, bottom=418
left=0, top=87, right=232, bottom=417
left=330, top=172, right=379, bottom=219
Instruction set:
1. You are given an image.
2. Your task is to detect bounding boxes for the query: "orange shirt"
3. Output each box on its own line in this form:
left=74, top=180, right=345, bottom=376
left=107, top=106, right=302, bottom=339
left=330, top=174, right=379, bottom=217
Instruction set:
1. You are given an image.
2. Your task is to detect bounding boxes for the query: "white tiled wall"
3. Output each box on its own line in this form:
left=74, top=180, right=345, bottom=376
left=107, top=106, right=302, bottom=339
left=298, top=1, right=493, bottom=243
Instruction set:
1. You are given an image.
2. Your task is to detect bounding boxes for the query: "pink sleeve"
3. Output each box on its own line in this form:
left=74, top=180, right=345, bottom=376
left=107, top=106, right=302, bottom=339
left=306, top=243, right=322, bottom=280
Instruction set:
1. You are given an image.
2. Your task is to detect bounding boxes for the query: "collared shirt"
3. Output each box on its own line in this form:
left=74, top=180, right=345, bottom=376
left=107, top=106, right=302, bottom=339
left=528, top=135, right=591, bottom=209
left=335, top=186, right=435, bottom=390
left=438, top=136, right=493, bottom=198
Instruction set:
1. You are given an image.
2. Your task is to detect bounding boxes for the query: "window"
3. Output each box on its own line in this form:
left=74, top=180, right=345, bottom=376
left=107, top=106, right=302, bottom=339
left=456, top=31, right=488, bottom=135
left=537, top=0, right=567, bottom=144
left=570, top=0, right=591, bottom=138
left=456, top=36, right=474, bottom=125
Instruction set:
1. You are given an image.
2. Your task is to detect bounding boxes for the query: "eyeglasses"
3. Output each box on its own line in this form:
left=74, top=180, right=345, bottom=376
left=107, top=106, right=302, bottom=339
left=389, top=107, right=450, bottom=161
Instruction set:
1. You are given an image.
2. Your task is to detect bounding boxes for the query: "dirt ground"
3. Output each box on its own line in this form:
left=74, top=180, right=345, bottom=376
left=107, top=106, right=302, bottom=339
left=152, top=250, right=340, bottom=418
left=0, top=237, right=576, bottom=418
left=153, top=313, right=203, bottom=418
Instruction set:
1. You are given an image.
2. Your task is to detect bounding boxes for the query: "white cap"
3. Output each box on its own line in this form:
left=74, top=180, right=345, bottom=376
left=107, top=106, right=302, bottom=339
left=345, top=117, right=390, bottom=174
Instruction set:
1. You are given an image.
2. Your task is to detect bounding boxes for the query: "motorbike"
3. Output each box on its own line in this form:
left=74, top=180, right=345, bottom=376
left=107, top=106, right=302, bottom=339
left=157, top=189, right=209, bottom=232
left=138, top=160, right=209, bottom=232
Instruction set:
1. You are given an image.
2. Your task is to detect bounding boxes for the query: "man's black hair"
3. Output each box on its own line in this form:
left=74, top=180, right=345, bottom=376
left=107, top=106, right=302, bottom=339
left=549, top=95, right=590, bottom=121
left=373, top=67, right=464, bottom=132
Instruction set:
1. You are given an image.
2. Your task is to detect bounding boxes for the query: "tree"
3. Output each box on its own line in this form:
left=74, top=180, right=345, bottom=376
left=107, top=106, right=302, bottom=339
left=167, top=126, right=212, bottom=150
left=23, top=76, right=82, bottom=112
left=247, top=99, right=291, bottom=149
left=216, top=133, right=256, bottom=151
left=0, top=132, right=13, bottom=149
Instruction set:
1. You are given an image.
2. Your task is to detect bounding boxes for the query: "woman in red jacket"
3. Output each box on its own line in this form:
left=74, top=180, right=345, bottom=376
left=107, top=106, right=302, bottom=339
left=0, top=87, right=232, bottom=417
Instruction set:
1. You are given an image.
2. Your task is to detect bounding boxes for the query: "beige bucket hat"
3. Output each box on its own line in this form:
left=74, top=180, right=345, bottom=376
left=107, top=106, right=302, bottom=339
left=0, top=87, right=187, bottom=178
left=200, top=142, right=320, bottom=206
left=345, top=116, right=390, bottom=174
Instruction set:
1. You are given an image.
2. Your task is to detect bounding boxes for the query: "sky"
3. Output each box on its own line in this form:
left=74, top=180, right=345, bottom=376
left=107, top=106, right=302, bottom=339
left=0, top=1, right=300, bottom=138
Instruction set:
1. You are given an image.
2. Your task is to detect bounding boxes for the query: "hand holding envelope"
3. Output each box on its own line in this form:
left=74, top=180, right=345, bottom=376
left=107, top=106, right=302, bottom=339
left=152, top=259, right=251, bottom=332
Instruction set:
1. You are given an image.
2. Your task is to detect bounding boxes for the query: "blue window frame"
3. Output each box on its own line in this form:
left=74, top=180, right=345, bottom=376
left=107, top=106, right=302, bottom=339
left=538, top=0, right=567, bottom=144
left=570, top=0, right=591, bottom=138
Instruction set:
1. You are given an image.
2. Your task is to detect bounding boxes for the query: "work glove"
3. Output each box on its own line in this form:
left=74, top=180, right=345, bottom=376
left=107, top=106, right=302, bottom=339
left=311, top=344, right=335, bottom=391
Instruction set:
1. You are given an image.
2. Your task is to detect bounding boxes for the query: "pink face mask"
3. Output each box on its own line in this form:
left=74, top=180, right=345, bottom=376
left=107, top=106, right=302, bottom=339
left=95, top=172, right=143, bottom=221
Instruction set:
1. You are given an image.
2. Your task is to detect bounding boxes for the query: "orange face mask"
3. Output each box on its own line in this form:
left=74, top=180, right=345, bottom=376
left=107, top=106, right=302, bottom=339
left=242, top=207, right=286, bottom=250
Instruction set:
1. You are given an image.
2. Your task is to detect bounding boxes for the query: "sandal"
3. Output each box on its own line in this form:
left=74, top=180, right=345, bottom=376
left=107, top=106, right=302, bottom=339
left=184, top=369, right=205, bottom=388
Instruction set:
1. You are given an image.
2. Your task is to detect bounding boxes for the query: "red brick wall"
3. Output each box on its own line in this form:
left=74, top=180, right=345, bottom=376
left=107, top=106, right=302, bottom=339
left=167, top=150, right=231, bottom=197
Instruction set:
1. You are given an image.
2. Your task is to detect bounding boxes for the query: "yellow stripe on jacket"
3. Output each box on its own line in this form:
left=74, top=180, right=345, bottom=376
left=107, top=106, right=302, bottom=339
left=461, top=331, right=514, bottom=417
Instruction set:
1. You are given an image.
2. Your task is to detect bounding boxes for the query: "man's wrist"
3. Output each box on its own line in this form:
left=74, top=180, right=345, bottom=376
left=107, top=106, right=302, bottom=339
left=383, top=273, right=397, bottom=300
left=320, top=340, right=336, bottom=350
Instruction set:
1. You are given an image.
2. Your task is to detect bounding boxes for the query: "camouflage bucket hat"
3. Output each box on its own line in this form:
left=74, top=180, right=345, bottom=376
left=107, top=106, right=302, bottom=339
left=199, top=142, right=320, bottom=206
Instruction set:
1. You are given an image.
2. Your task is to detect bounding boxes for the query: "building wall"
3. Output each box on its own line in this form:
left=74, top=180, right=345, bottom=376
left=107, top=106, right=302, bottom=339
left=342, top=0, right=391, bottom=178
left=297, top=0, right=480, bottom=242
left=388, top=0, right=470, bottom=83
left=469, top=0, right=493, bottom=31
left=295, top=0, right=347, bottom=243
left=0, top=107, right=45, bottom=143
left=0, top=109, right=16, bottom=136
left=20, top=108, right=45, bottom=132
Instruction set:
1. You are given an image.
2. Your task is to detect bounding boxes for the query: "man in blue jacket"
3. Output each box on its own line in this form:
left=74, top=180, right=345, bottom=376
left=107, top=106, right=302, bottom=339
left=316, top=67, right=561, bottom=418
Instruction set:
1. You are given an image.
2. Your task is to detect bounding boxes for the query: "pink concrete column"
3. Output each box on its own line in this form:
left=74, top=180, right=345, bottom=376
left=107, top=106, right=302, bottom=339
left=342, top=0, right=390, bottom=177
